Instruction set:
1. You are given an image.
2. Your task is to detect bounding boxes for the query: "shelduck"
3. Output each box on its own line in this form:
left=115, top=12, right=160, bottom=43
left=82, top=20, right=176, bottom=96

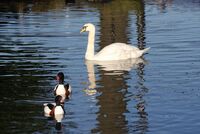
left=54, top=72, right=72, bottom=100
left=43, top=95, right=65, bottom=117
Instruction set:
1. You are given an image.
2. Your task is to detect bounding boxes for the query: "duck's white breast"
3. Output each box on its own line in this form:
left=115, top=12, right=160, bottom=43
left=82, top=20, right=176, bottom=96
left=54, top=106, right=64, bottom=115
left=55, top=84, right=66, bottom=95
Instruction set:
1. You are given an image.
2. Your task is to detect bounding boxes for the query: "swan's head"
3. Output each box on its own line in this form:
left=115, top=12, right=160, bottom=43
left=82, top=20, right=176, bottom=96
left=80, top=23, right=95, bottom=33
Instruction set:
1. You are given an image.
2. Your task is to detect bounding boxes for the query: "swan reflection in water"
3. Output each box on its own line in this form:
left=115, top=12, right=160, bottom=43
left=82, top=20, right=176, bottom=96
left=86, top=57, right=148, bottom=72
left=85, top=58, right=149, bottom=133
left=84, top=57, right=148, bottom=95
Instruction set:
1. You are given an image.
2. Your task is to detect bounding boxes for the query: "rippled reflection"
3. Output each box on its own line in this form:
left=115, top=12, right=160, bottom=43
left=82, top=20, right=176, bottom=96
left=84, top=58, right=147, bottom=94
left=0, top=35, right=60, bottom=133
left=85, top=60, right=129, bottom=133
left=132, top=63, right=149, bottom=133
left=85, top=58, right=149, bottom=133
left=86, top=58, right=147, bottom=72
left=0, top=0, right=74, bottom=13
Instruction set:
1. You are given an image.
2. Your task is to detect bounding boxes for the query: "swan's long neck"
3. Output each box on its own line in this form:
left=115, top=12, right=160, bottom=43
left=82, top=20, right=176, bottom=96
left=85, top=27, right=95, bottom=60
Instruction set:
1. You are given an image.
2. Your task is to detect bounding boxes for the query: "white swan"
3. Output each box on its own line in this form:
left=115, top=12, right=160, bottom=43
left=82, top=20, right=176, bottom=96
left=80, top=23, right=150, bottom=61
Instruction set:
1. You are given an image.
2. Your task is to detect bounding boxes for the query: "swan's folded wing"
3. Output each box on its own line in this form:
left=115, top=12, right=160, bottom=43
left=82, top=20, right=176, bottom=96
left=94, top=43, right=140, bottom=60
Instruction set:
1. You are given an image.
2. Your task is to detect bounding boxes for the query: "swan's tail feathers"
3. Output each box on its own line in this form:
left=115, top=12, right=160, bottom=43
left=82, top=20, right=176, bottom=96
left=141, top=47, right=150, bottom=54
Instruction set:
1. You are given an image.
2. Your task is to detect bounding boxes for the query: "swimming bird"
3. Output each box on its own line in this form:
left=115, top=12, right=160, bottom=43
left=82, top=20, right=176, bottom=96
left=80, top=23, right=150, bottom=61
left=43, top=95, right=65, bottom=117
left=54, top=72, right=72, bottom=100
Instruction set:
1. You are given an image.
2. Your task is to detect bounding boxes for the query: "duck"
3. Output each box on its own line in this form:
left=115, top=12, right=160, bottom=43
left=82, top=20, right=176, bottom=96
left=80, top=23, right=150, bottom=61
left=54, top=72, right=72, bottom=100
left=43, top=95, right=65, bottom=117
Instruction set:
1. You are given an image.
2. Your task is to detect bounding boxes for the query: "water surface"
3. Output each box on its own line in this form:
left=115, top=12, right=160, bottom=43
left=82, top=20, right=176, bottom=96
left=0, top=0, right=200, bottom=133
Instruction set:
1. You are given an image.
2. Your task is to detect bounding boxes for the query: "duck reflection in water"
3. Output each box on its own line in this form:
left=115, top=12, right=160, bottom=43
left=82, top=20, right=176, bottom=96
left=85, top=58, right=149, bottom=133
left=54, top=113, right=64, bottom=131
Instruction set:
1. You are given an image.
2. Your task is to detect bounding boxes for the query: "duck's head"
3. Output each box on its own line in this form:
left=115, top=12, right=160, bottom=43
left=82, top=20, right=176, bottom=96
left=56, top=72, right=64, bottom=84
left=80, top=23, right=95, bottom=33
left=55, top=95, right=63, bottom=105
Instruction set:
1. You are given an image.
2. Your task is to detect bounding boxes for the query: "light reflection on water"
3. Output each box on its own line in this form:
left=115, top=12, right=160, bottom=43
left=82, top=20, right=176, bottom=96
left=0, top=0, right=200, bottom=133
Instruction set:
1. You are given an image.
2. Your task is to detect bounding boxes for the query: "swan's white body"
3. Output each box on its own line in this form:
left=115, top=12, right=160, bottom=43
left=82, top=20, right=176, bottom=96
left=93, top=43, right=147, bottom=61
left=81, top=23, right=150, bottom=61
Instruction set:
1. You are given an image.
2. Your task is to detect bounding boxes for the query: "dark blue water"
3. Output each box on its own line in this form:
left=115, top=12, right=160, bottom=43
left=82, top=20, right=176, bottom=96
left=0, top=0, right=200, bottom=133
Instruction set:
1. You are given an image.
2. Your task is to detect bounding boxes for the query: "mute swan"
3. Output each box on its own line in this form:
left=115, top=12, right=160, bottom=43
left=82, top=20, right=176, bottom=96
left=80, top=23, right=150, bottom=61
